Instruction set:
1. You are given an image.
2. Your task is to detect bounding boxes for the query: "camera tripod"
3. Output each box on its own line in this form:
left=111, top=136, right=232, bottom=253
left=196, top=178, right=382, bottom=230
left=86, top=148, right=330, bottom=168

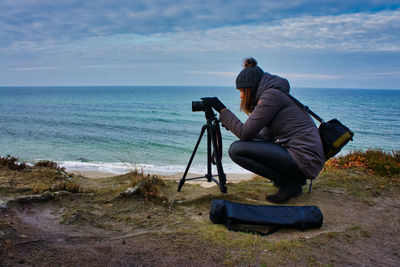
left=177, top=108, right=227, bottom=193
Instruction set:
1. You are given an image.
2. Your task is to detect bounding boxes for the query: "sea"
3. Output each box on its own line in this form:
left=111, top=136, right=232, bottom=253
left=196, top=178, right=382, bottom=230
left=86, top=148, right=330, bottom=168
left=1, top=86, right=399, bottom=176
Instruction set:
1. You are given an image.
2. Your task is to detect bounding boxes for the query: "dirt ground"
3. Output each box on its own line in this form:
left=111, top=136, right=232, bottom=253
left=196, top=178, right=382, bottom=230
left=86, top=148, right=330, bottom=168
left=1, top=166, right=399, bottom=266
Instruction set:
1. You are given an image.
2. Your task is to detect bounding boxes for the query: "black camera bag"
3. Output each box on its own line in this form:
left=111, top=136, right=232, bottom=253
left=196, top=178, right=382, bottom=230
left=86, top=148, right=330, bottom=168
left=319, top=118, right=354, bottom=159
left=210, top=199, right=323, bottom=235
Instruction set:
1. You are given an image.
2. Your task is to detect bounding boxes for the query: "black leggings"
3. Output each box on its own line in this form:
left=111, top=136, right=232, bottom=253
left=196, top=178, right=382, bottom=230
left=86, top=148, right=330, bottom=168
left=228, top=140, right=307, bottom=187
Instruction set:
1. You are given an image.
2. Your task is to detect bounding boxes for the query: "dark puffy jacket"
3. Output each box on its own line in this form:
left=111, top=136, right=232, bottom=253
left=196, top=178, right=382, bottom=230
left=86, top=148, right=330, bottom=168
left=219, top=72, right=325, bottom=179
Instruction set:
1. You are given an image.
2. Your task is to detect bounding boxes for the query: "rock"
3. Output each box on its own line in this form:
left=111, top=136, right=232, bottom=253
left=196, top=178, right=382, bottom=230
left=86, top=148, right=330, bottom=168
left=0, top=230, right=4, bottom=237
left=120, top=187, right=139, bottom=196
left=7, top=190, right=72, bottom=205
left=53, top=191, right=73, bottom=197
left=110, top=186, right=139, bottom=201
left=0, top=198, right=7, bottom=210
left=323, top=189, right=345, bottom=194
left=13, top=191, right=54, bottom=203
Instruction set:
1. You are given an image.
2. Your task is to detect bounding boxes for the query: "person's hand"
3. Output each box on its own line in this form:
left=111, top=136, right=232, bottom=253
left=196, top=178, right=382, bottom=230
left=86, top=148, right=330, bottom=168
left=201, top=97, right=226, bottom=113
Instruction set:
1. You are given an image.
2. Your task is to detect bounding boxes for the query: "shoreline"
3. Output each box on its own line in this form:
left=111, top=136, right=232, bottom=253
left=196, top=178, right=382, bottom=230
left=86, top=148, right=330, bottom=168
left=69, top=169, right=256, bottom=185
left=60, top=160, right=254, bottom=183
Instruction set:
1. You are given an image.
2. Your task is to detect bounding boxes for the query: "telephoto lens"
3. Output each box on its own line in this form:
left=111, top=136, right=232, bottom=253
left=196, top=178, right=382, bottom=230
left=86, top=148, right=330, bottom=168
left=192, top=100, right=205, bottom=112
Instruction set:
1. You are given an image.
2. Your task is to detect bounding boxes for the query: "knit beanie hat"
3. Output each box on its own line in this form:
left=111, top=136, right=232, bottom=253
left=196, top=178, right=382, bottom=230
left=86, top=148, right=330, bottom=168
left=235, top=66, right=264, bottom=89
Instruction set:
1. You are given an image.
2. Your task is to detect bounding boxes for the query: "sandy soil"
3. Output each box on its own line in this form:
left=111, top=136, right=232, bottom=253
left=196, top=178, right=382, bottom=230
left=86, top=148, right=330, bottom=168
left=73, top=169, right=254, bottom=180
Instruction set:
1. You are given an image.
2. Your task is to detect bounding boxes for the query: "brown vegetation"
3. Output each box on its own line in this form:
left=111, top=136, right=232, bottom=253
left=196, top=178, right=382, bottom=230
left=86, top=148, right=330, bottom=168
left=0, top=155, right=27, bottom=170
left=326, top=149, right=400, bottom=176
left=34, top=160, right=66, bottom=172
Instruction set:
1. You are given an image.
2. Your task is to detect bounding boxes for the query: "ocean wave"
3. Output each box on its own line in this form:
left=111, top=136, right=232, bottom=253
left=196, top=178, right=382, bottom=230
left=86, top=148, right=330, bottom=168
left=59, top=160, right=252, bottom=176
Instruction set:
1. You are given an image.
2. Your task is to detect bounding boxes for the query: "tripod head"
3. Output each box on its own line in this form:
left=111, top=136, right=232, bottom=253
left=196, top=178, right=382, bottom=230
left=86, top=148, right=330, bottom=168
left=204, top=106, right=218, bottom=122
left=204, top=106, right=223, bottom=164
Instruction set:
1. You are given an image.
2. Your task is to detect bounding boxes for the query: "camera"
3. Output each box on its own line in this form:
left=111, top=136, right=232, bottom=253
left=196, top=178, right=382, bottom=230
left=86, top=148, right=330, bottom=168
left=192, top=100, right=206, bottom=112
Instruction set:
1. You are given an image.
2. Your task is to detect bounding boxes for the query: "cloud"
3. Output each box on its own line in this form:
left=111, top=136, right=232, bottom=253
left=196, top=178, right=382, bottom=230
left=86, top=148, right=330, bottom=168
left=185, top=71, right=237, bottom=77
left=1, top=1, right=399, bottom=45
left=1, top=7, right=399, bottom=73
left=187, top=71, right=345, bottom=81
left=6, top=66, right=61, bottom=71
left=279, top=73, right=343, bottom=80
left=280, top=70, right=400, bottom=82
left=368, top=71, right=400, bottom=76
left=85, top=9, right=400, bottom=54
left=163, top=9, right=400, bottom=53
left=1, top=1, right=399, bottom=88
left=1, top=7, right=399, bottom=66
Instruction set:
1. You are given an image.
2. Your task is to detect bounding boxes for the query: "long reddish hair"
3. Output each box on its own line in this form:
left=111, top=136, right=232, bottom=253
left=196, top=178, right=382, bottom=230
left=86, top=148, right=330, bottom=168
left=240, top=88, right=257, bottom=115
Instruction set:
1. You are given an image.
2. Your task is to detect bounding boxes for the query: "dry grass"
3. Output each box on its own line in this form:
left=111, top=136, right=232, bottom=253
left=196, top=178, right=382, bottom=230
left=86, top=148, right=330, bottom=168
left=129, top=175, right=167, bottom=202
left=34, top=160, right=66, bottom=172
left=0, top=163, right=90, bottom=195
left=0, top=155, right=27, bottom=170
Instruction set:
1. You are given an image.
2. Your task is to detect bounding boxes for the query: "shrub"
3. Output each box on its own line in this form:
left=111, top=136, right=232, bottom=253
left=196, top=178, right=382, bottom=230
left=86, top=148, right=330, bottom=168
left=326, top=150, right=400, bottom=176
left=0, top=155, right=27, bottom=170
left=132, top=175, right=166, bottom=201
left=35, top=160, right=65, bottom=172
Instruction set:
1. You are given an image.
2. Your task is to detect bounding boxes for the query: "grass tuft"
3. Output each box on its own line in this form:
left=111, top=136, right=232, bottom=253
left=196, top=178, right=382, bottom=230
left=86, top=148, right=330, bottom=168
left=34, top=160, right=66, bottom=172
left=0, top=155, right=27, bottom=170
left=130, top=175, right=167, bottom=202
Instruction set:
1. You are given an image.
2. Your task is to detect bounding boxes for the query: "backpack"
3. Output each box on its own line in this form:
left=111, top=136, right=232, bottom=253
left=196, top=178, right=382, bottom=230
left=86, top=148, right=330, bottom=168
left=319, top=118, right=354, bottom=159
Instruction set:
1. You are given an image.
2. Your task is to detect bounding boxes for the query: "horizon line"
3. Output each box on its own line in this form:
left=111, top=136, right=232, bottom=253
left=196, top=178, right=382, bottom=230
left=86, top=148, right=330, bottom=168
left=0, top=85, right=399, bottom=90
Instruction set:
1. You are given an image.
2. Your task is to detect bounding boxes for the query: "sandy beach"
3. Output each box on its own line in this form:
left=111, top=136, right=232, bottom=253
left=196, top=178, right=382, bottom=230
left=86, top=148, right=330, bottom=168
left=70, top=169, right=256, bottom=188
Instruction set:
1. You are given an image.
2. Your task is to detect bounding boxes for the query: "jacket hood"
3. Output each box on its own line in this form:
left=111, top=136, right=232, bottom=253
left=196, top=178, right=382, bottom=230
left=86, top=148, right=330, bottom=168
left=255, top=72, right=290, bottom=102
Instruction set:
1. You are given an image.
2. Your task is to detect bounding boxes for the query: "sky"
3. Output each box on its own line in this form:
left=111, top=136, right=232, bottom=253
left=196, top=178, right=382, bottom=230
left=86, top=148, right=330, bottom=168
left=1, top=0, right=399, bottom=89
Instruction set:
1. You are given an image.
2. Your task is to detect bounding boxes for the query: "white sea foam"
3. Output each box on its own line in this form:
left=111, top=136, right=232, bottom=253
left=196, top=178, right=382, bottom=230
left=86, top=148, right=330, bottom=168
left=59, top=161, right=252, bottom=176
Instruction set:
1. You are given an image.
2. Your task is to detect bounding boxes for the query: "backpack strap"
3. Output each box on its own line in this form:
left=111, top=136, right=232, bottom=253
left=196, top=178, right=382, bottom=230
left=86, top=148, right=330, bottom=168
left=226, top=224, right=282, bottom=236
left=275, top=88, right=325, bottom=123
left=308, top=179, right=313, bottom=193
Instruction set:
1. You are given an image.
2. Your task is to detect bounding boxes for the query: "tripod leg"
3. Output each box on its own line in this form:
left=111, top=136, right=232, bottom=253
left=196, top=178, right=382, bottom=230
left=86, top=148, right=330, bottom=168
left=205, top=127, right=212, bottom=182
left=177, top=125, right=208, bottom=192
left=210, top=124, right=227, bottom=193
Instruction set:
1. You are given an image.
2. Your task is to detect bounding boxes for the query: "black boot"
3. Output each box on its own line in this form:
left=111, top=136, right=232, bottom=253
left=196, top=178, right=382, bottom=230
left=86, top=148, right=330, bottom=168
left=266, top=185, right=303, bottom=203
